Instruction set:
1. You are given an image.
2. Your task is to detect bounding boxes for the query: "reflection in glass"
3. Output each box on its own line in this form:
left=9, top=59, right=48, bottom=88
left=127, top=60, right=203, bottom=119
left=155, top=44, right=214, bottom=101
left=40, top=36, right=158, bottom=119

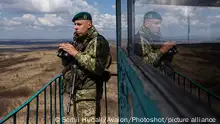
left=133, top=1, right=220, bottom=100
left=121, top=0, right=128, bottom=51
left=133, top=6, right=177, bottom=79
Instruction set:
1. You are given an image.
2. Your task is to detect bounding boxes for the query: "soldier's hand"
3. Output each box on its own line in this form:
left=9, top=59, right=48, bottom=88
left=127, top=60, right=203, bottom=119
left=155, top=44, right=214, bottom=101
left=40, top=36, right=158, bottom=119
left=160, top=41, right=176, bottom=53
left=58, top=43, right=79, bottom=56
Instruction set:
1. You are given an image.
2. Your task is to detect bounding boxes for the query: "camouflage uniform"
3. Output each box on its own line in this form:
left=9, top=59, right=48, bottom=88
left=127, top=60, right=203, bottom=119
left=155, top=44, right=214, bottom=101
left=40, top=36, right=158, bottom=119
left=62, top=25, right=110, bottom=123
left=134, top=25, right=164, bottom=67
left=134, top=25, right=174, bottom=78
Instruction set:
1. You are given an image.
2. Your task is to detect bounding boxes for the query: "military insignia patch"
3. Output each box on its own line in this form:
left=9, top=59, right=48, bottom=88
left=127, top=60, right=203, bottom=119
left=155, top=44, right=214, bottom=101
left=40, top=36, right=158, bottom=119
left=83, top=15, right=87, bottom=19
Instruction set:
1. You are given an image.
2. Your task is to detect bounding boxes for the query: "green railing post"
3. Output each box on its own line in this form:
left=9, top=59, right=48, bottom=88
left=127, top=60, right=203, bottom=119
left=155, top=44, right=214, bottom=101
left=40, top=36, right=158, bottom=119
left=26, top=103, right=30, bottom=124
left=178, top=74, right=180, bottom=86
left=13, top=114, right=16, bottom=124
left=173, top=72, right=220, bottom=111
left=190, top=82, right=192, bottom=93
left=59, top=76, right=64, bottom=124
left=44, top=89, right=47, bottom=124
left=173, top=72, right=176, bottom=82
left=54, top=79, right=57, bottom=124
left=183, top=78, right=186, bottom=90
left=36, top=95, right=39, bottom=124
left=0, top=74, right=64, bottom=124
left=50, top=84, right=52, bottom=124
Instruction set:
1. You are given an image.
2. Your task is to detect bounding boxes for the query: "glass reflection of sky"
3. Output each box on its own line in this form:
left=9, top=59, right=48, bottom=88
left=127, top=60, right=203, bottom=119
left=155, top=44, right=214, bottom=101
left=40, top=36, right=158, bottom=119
left=134, top=3, right=220, bottom=43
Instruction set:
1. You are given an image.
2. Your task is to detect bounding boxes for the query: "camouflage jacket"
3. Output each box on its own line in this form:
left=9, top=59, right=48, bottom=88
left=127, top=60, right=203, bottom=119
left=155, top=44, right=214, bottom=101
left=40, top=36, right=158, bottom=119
left=62, top=26, right=110, bottom=90
left=133, top=25, right=164, bottom=67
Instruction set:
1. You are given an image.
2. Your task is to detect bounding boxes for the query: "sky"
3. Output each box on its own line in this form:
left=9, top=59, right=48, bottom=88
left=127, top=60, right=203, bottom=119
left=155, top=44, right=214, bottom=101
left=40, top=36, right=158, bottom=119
left=124, top=0, right=220, bottom=42
left=0, top=0, right=220, bottom=41
left=0, top=0, right=116, bottom=40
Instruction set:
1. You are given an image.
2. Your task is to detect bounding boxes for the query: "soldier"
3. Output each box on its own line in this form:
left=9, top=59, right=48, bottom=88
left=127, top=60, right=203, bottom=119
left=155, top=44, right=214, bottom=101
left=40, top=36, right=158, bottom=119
left=133, top=11, right=177, bottom=77
left=58, top=12, right=110, bottom=123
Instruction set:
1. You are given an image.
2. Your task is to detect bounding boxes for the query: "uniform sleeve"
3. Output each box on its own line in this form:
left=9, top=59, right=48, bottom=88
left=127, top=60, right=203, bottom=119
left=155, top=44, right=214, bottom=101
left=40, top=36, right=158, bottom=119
left=74, top=37, right=110, bottom=76
left=133, top=35, right=164, bottom=67
left=142, top=43, right=164, bottom=67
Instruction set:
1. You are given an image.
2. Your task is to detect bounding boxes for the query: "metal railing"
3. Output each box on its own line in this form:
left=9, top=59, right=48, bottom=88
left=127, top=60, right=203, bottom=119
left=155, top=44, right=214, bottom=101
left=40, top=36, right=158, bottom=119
left=0, top=74, right=64, bottom=124
left=173, top=71, right=220, bottom=110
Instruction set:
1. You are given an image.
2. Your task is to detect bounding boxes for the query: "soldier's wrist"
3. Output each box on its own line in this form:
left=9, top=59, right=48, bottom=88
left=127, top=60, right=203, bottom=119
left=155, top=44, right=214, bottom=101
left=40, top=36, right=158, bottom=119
left=70, top=51, right=79, bottom=57
left=74, top=51, right=82, bottom=60
left=159, top=47, right=167, bottom=53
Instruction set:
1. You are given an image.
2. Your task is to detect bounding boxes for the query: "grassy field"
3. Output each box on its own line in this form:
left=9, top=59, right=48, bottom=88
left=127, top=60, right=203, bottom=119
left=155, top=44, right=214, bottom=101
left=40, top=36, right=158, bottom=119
left=1, top=41, right=219, bottom=123
left=172, top=43, right=220, bottom=96
left=171, top=43, right=220, bottom=112
left=0, top=43, right=118, bottom=124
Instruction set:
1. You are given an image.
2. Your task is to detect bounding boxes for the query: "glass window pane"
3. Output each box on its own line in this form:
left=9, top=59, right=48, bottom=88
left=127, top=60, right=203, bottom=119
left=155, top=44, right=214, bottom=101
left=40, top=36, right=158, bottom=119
left=121, top=0, right=128, bottom=52
left=133, top=0, right=220, bottom=99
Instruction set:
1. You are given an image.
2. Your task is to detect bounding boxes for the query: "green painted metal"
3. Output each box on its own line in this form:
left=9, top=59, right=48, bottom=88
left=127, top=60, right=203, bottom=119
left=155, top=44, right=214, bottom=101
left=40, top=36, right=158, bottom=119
left=54, top=81, right=57, bottom=123
left=173, top=71, right=220, bottom=109
left=36, top=96, right=39, bottom=124
left=0, top=74, right=64, bottom=124
left=58, top=76, right=64, bottom=124
left=44, top=89, right=47, bottom=124
left=118, top=48, right=163, bottom=124
left=50, top=84, right=52, bottom=124
left=26, top=103, right=30, bottom=124
left=174, top=71, right=220, bottom=99
left=117, top=47, right=220, bottom=123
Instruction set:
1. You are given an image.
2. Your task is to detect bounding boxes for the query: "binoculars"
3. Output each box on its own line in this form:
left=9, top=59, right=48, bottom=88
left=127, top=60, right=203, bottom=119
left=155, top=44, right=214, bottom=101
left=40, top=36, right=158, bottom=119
left=167, top=45, right=178, bottom=55
left=160, top=45, right=178, bottom=63
left=57, top=49, right=70, bottom=58
left=57, top=42, right=74, bottom=58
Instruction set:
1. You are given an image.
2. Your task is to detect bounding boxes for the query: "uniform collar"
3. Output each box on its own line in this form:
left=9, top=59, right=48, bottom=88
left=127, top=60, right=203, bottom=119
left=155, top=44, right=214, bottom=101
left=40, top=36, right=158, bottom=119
left=138, top=25, right=161, bottom=42
left=73, top=25, right=98, bottom=44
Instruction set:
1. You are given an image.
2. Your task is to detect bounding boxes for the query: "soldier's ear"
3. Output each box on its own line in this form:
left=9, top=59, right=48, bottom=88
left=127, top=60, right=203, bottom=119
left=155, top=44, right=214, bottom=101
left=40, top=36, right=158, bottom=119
left=144, top=20, right=149, bottom=27
left=87, top=21, right=92, bottom=28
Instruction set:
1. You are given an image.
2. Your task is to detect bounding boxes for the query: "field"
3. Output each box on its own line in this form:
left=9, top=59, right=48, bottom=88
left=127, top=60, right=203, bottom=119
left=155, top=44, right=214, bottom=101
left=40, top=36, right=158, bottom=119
left=172, top=43, right=220, bottom=96
left=0, top=42, right=118, bottom=124
left=171, top=43, right=220, bottom=112
left=1, top=41, right=219, bottom=123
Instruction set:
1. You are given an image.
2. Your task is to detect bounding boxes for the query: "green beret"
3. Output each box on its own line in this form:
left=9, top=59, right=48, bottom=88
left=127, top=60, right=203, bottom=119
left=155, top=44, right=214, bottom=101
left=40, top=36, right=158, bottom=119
left=144, top=11, right=162, bottom=20
left=72, top=12, right=92, bottom=22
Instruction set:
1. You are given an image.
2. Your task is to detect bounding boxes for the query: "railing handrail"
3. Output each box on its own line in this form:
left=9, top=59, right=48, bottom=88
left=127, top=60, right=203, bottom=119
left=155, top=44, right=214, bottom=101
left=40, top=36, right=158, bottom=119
left=174, top=71, right=220, bottom=100
left=0, top=74, right=63, bottom=123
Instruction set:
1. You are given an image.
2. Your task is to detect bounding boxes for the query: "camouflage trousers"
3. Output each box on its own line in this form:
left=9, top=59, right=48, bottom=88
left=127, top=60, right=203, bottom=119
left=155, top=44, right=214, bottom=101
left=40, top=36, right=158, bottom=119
left=74, top=88, right=103, bottom=124
left=62, top=70, right=103, bottom=124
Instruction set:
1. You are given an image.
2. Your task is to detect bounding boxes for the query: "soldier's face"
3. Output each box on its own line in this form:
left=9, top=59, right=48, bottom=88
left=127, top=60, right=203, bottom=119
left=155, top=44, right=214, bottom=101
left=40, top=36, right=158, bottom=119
left=74, top=20, right=92, bottom=37
left=144, top=19, right=162, bottom=35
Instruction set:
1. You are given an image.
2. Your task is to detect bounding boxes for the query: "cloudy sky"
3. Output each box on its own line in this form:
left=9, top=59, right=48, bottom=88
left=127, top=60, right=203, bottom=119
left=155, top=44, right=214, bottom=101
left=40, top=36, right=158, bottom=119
left=1, top=0, right=220, bottom=41
left=122, top=0, right=220, bottom=42
left=0, top=0, right=116, bottom=40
